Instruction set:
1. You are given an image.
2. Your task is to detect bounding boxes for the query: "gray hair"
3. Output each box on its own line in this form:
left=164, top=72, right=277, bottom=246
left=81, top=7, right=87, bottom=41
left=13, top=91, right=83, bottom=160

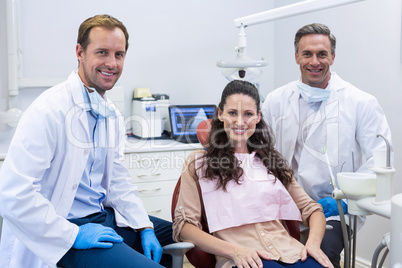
left=294, top=23, right=336, bottom=55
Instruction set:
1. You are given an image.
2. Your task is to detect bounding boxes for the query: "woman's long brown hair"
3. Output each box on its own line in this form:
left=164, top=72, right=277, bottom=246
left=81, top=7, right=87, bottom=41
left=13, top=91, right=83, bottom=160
left=196, top=80, right=293, bottom=191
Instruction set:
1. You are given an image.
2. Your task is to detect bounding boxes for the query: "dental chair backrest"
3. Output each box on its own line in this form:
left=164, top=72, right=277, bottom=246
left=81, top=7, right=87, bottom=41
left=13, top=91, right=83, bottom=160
left=195, top=118, right=212, bottom=148
left=171, top=119, right=300, bottom=268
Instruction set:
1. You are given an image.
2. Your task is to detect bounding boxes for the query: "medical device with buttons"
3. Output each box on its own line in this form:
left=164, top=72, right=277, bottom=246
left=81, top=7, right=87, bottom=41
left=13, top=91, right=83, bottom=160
left=131, top=88, right=170, bottom=139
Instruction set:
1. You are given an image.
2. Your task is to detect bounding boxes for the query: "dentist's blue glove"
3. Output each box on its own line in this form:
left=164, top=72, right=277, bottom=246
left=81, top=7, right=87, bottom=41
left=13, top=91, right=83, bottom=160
left=140, top=228, right=163, bottom=263
left=72, top=223, right=123, bottom=249
left=318, top=197, right=348, bottom=218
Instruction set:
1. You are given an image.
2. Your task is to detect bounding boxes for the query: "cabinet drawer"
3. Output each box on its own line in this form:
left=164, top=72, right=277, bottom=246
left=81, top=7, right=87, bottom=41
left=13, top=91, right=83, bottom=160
left=142, top=195, right=173, bottom=221
left=136, top=180, right=177, bottom=198
left=124, top=151, right=186, bottom=182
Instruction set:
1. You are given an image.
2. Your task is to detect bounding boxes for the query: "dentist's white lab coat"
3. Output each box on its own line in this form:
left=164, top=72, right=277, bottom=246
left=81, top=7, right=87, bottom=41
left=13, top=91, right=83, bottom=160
left=0, top=72, right=152, bottom=268
left=262, top=72, right=392, bottom=206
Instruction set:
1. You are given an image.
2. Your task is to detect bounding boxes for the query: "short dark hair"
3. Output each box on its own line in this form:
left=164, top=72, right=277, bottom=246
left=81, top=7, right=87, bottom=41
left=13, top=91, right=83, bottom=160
left=294, top=23, right=336, bottom=55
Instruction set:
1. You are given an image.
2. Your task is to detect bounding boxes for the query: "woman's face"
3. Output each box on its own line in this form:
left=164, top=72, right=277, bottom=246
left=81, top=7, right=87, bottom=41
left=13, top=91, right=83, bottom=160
left=218, top=93, right=261, bottom=153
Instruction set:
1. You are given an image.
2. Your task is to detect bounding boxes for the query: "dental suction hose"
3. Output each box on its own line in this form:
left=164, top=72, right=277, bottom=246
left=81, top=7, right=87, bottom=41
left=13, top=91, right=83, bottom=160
left=325, top=148, right=351, bottom=268
left=336, top=198, right=351, bottom=268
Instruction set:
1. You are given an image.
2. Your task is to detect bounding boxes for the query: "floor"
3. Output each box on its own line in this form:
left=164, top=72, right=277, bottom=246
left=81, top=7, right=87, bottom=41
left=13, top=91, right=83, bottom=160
left=183, top=257, right=194, bottom=268
left=183, top=262, right=194, bottom=268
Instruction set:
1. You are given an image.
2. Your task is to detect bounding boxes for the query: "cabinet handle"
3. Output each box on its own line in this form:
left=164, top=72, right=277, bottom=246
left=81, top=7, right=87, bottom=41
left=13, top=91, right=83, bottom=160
left=135, top=159, right=161, bottom=164
left=139, top=188, right=162, bottom=193
left=137, top=173, right=161, bottom=178
left=147, top=209, right=162, bottom=214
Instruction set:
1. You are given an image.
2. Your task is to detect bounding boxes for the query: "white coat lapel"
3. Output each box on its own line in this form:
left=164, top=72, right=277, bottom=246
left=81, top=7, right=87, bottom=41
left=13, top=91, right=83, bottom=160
left=55, top=73, right=92, bottom=216
left=289, top=88, right=300, bottom=121
left=68, top=72, right=91, bottom=147
left=281, top=88, right=300, bottom=164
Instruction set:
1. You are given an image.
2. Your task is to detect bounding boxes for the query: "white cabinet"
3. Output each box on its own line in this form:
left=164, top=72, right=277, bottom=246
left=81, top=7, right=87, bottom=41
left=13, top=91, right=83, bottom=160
left=124, top=149, right=195, bottom=221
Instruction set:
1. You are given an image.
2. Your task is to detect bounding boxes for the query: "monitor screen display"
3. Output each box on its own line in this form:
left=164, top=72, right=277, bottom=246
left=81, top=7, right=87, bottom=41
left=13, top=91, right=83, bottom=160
left=169, top=105, right=216, bottom=139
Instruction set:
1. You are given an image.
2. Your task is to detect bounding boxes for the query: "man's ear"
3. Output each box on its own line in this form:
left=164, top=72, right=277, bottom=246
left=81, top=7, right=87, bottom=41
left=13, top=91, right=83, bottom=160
left=76, top=44, right=84, bottom=61
left=330, top=53, right=336, bottom=66
left=295, top=52, right=300, bottom=65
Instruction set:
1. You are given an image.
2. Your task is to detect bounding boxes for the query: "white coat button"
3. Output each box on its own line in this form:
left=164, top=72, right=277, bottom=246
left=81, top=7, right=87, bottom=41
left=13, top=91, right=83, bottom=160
left=73, top=184, right=78, bottom=190
left=268, top=246, right=273, bottom=249
left=261, top=232, right=265, bottom=236
left=84, top=149, right=89, bottom=155
left=179, top=206, right=183, bottom=210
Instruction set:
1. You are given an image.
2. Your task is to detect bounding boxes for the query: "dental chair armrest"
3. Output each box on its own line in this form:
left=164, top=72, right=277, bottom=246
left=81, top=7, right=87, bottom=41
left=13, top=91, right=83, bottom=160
left=163, top=242, right=195, bottom=268
left=299, top=223, right=333, bottom=245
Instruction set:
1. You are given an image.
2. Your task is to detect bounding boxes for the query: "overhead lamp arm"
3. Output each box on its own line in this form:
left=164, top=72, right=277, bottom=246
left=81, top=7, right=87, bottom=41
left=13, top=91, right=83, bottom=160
left=216, top=25, right=267, bottom=81
left=234, top=0, right=366, bottom=28
left=217, top=0, right=367, bottom=81
left=236, top=26, right=247, bottom=55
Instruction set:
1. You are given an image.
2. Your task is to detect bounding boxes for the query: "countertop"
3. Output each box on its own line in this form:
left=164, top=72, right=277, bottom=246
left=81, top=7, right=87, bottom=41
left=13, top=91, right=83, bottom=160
left=0, top=137, right=203, bottom=161
left=125, top=137, right=202, bottom=153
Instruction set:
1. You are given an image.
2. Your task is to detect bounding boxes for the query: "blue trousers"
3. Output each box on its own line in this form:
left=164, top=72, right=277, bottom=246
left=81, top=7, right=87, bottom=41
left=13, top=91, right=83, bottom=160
left=233, top=257, right=323, bottom=268
left=58, top=208, right=174, bottom=268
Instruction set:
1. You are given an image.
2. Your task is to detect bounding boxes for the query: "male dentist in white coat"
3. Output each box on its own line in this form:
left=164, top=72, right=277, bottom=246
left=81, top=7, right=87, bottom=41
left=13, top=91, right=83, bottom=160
left=0, top=14, right=174, bottom=268
left=262, top=23, right=392, bottom=268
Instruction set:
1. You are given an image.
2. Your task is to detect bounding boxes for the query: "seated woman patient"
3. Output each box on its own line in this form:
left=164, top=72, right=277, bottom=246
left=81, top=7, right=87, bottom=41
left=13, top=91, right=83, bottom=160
left=172, top=80, right=333, bottom=268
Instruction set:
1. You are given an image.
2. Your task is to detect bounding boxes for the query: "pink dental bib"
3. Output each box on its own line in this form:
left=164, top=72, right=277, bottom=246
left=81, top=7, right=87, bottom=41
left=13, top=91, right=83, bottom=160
left=196, top=152, right=301, bottom=233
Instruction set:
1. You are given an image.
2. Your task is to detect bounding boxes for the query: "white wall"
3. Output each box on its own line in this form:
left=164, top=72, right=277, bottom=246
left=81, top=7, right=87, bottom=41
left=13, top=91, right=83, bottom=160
left=0, top=0, right=274, bottom=143
left=272, top=0, right=402, bottom=266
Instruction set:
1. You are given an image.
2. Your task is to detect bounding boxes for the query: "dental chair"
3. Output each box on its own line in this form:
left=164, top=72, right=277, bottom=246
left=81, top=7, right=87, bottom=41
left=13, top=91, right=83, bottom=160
left=170, top=119, right=301, bottom=268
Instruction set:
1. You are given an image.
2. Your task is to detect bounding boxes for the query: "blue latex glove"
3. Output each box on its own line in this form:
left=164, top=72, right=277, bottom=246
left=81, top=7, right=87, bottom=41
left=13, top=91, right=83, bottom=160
left=318, top=197, right=348, bottom=218
left=72, top=223, right=123, bottom=249
left=140, top=228, right=163, bottom=263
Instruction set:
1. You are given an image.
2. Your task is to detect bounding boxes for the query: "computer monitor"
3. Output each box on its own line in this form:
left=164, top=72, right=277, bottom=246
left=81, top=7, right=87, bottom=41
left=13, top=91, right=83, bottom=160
left=168, top=105, right=216, bottom=143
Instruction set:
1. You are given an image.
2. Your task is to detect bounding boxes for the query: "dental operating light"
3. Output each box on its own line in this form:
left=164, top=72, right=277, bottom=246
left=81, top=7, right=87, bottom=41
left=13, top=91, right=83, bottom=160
left=217, top=26, right=267, bottom=81
left=217, top=0, right=366, bottom=81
